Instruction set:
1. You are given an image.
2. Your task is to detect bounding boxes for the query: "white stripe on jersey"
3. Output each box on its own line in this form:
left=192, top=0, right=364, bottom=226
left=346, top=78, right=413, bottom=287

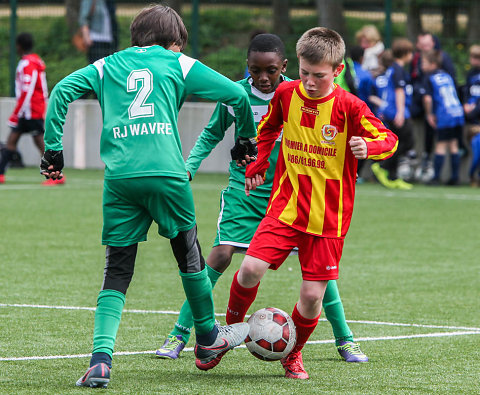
left=178, top=54, right=196, bottom=79
left=19, top=69, right=38, bottom=119
left=93, top=58, right=106, bottom=79
left=223, top=104, right=269, bottom=124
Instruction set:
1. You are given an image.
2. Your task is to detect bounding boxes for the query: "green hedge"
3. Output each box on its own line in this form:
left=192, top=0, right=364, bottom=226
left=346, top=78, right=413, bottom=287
left=0, top=7, right=471, bottom=97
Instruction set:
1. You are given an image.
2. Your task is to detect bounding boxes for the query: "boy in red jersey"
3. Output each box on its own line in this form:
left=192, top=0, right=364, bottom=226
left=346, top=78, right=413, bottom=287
left=0, top=33, right=62, bottom=185
left=226, top=27, right=398, bottom=380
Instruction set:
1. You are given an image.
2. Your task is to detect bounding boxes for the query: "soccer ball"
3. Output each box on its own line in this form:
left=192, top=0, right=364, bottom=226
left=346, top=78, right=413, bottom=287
left=245, top=307, right=296, bottom=361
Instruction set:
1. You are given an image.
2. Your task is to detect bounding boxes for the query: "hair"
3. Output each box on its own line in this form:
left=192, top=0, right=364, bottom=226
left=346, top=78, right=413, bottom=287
left=469, top=44, right=480, bottom=60
left=130, top=5, right=188, bottom=50
left=247, top=33, right=286, bottom=60
left=392, top=38, right=413, bottom=59
left=422, top=50, right=442, bottom=67
left=378, top=49, right=394, bottom=69
left=16, top=32, right=34, bottom=52
left=350, top=45, right=364, bottom=63
left=355, top=25, right=382, bottom=46
left=296, top=27, right=345, bottom=68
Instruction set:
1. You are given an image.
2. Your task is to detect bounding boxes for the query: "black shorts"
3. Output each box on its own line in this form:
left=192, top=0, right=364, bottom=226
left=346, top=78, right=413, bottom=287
left=13, top=119, right=45, bottom=136
left=436, top=126, right=462, bottom=142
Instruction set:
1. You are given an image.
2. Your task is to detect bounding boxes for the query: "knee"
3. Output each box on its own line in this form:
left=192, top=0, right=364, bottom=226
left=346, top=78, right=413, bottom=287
left=238, top=257, right=265, bottom=286
left=300, top=287, right=323, bottom=308
left=102, top=244, right=137, bottom=294
left=170, top=226, right=205, bottom=274
left=207, top=247, right=234, bottom=273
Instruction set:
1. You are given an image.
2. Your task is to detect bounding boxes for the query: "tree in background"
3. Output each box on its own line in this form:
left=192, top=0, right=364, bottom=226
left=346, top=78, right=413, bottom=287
left=65, top=0, right=81, bottom=36
left=273, top=0, right=291, bottom=37
left=166, top=0, right=183, bottom=16
left=315, top=0, right=345, bottom=39
left=467, top=0, right=480, bottom=45
left=405, top=0, right=422, bottom=42
left=440, top=0, right=458, bottom=39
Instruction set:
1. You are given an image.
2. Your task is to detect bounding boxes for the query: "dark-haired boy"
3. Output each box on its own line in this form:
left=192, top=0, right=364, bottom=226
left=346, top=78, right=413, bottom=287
left=0, top=33, right=53, bottom=185
left=225, top=27, right=398, bottom=379
left=157, top=33, right=368, bottom=364
left=40, top=5, right=256, bottom=387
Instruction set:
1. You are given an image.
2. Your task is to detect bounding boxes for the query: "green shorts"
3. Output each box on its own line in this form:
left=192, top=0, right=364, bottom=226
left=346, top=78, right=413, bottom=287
left=213, top=187, right=269, bottom=249
left=102, top=177, right=196, bottom=246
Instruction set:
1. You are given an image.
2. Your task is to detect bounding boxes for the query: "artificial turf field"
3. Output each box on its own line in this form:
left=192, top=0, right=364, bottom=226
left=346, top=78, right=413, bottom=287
left=0, top=168, right=479, bottom=394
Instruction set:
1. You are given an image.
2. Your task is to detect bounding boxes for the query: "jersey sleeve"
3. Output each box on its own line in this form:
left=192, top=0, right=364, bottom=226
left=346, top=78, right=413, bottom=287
left=245, top=88, right=284, bottom=178
left=180, top=56, right=256, bottom=140
left=44, top=64, right=100, bottom=151
left=392, top=65, right=407, bottom=90
left=352, top=99, right=398, bottom=160
left=421, top=75, right=433, bottom=97
left=185, top=102, right=235, bottom=179
left=9, top=60, right=37, bottom=125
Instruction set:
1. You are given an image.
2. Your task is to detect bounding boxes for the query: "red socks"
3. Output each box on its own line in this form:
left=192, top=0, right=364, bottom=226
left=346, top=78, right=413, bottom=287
left=290, top=303, right=320, bottom=354
left=226, top=271, right=259, bottom=324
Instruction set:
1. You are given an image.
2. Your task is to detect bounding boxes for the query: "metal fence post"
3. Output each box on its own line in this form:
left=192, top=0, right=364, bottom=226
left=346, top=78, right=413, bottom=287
left=384, top=0, right=392, bottom=48
left=9, top=0, right=17, bottom=97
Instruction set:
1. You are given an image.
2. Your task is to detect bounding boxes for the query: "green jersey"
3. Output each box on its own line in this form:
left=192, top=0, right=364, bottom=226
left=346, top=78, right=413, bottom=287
left=44, top=46, right=256, bottom=180
left=186, top=76, right=290, bottom=197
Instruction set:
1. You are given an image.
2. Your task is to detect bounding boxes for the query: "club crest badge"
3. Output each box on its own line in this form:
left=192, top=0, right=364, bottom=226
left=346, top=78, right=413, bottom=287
left=321, top=124, right=338, bottom=141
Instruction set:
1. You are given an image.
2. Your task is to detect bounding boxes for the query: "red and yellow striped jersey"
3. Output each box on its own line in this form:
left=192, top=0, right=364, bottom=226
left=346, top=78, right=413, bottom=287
left=246, top=80, right=398, bottom=238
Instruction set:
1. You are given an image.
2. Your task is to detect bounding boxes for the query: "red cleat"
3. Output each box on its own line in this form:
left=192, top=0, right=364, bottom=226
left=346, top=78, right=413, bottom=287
left=281, top=351, right=309, bottom=379
left=0, top=174, right=5, bottom=184
left=42, top=176, right=66, bottom=186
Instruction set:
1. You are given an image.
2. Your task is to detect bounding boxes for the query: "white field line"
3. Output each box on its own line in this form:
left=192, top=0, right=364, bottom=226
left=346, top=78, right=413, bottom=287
left=1, top=303, right=480, bottom=332
left=3, top=179, right=480, bottom=202
left=1, top=331, right=479, bottom=362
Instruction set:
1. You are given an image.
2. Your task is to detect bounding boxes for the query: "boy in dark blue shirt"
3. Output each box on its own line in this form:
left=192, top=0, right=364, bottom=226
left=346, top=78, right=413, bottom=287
left=463, top=44, right=480, bottom=186
left=371, top=39, right=415, bottom=190
left=422, top=50, right=464, bottom=185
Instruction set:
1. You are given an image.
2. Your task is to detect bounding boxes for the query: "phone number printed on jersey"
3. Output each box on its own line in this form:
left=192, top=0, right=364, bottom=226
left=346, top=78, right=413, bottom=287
left=287, top=153, right=326, bottom=169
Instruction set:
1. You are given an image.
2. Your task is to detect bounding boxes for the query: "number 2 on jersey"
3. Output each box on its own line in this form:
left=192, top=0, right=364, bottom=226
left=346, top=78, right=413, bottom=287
left=127, top=69, right=154, bottom=119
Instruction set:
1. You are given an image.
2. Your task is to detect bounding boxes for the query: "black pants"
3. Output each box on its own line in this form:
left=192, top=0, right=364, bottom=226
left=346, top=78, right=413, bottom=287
left=381, top=118, right=415, bottom=180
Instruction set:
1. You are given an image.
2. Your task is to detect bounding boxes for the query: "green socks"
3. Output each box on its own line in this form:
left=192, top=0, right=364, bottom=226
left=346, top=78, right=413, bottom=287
left=179, top=266, right=219, bottom=336
left=172, top=265, right=222, bottom=343
left=92, top=289, right=126, bottom=357
left=322, top=280, right=354, bottom=346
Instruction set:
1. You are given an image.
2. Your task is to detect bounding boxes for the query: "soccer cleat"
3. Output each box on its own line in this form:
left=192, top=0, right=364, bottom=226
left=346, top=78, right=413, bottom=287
left=0, top=174, right=4, bottom=184
left=195, top=322, right=249, bottom=371
left=337, top=341, right=369, bottom=363
left=76, top=363, right=110, bottom=388
left=281, top=351, right=309, bottom=379
left=392, top=178, right=413, bottom=190
left=42, top=176, right=66, bottom=186
left=155, top=335, right=186, bottom=359
left=371, top=163, right=395, bottom=189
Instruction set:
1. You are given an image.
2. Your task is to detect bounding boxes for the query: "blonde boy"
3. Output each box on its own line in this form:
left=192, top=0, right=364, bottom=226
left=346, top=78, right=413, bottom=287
left=225, top=27, right=398, bottom=379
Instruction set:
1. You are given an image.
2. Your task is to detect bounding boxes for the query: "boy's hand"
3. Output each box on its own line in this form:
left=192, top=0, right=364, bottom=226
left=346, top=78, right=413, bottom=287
left=245, top=174, right=264, bottom=196
left=464, top=103, right=475, bottom=114
left=349, top=136, right=367, bottom=160
left=393, top=113, right=405, bottom=128
left=231, top=137, right=258, bottom=167
left=426, top=113, right=436, bottom=128
left=40, top=149, right=64, bottom=180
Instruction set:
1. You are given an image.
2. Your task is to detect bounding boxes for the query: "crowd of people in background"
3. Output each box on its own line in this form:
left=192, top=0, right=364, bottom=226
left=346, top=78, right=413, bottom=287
left=345, top=25, right=480, bottom=188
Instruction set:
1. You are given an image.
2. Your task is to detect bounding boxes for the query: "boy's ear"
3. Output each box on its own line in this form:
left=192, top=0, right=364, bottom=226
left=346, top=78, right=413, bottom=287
left=282, top=59, right=288, bottom=73
left=333, top=63, right=345, bottom=77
